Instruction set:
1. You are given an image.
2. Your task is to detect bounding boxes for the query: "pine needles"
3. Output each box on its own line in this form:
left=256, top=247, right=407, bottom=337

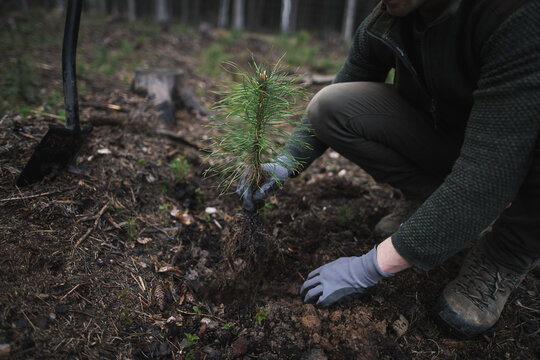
left=205, top=58, right=309, bottom=194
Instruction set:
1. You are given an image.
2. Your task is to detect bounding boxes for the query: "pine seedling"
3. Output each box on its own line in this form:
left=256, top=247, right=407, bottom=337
left=205, top=57, right=309, bottom=197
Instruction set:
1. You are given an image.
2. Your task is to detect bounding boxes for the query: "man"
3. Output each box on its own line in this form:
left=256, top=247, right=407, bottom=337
left=237, top=0, right=540, bottom=338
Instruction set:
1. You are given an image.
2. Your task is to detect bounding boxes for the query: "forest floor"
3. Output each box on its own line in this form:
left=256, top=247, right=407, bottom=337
left=1, top=10, right=539, bottom=360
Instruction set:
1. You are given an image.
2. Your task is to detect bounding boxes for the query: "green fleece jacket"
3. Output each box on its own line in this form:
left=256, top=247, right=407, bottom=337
left=286, top=0, right=540, bottom=270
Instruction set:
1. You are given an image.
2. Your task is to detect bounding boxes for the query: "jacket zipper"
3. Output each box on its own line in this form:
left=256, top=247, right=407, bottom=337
left=420, top=31, right=439, bottom=128
left=366, top=28, right=439, bottom=128
left=367, top=29, right=418, bottom=76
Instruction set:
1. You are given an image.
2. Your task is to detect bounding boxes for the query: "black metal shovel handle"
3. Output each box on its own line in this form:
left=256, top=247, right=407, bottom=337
left=62, top=0, right=82, bottom=131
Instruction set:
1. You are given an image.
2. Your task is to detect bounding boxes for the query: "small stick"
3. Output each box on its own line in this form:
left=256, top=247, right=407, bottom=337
left=22, top=311, right=37, bottom=331
left=75, top=202, right=109, bottom=248
left=28, top=109, right=65, bottom=120
left=83, top=318, right=94, bottom=332
left=60, top=284, right=81, bottom=302
left=155, top=128, right=200, bottom=150
left=17, top=132, right=37, bottom=140
left=130, top=272, right=146, bottom=292
left=515, top=300, right=540, bottom=313
left=80, top=102, right=128, bottom=112
left=297, top=272, right=305, bottom=281
left=176, top=309, right=225, bottom=323
left=1, top=186, right=78, bottom=203
left=138, top=276, right=146, bottom=292
left=130, top=309, right=160, bottom=320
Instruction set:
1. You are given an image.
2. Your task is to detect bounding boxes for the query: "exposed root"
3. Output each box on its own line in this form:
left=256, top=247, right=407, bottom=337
left=205, top=210, right=282, bottom=302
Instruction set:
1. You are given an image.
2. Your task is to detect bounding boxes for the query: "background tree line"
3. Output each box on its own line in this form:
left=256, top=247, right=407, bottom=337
left=4, top=0, right=379, bottom=42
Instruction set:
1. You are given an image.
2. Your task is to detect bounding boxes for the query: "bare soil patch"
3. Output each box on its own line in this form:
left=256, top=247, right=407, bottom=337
left=1, top=12, right=538, bottom=360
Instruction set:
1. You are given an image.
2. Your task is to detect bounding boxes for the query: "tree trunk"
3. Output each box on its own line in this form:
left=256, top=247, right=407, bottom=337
left=246, top=0, right=264, bottom=31
left=194, top=0, right=202, bottom=25
left=280, top=0, right=291, bottom=34
left=218, top=0, right=230, bottom=28
left=342, top=0, right=357, bottom=43
left=93, top=0, right=105, bottom=13
left=232, top=0, right=244, bottom=30
left=19, top=0, right=29, bottom=15
left=289, top=0, right=298, bottom=34
left=114, top=0, right=125, bottom=18
left=127, top=0, right=136, bottom=22
left=280, top=0, right=299, bottom=34
left=131, top=67, right=210, bottom=127
left=155, top=0, right=169, bottom=26
left=180, top=0, right=189, bottom=23
left=105, top=0, right=113, bottom=14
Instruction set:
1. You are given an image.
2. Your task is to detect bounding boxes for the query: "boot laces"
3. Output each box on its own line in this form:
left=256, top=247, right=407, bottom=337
left=454, top=256, right=516, bottom=309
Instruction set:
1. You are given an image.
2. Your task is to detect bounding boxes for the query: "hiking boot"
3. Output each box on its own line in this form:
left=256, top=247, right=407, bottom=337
left=374, top=197, right=423, bottom=238
left=435, top=244, right=526, bottom=338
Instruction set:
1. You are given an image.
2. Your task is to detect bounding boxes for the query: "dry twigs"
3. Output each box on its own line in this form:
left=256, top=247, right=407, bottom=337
left=176, top=309, right=225, bottom=323
left=81, top=102, right=128, bottom=112
left=0, top=186, right=78, bottom=203
left=155, top=128, right=200, bottom=150
left=59, top=284, right=81, bottom=302
left=75, top=202, right=109, bottom=248
left=28, top=109, right=65, bottom=120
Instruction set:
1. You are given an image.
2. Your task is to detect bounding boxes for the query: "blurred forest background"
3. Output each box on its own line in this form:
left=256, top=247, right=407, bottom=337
left=1, top=0, right=378, bottom=117
left=2, top=0, right=378, bottom=37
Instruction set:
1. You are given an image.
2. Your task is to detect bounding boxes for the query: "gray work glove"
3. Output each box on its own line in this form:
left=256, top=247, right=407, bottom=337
left=300, top=246, right=393, bottom=308
left=236, top=154, right=295, bottom=212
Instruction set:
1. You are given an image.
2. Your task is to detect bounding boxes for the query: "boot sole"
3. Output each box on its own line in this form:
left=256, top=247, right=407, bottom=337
left=434, top=295, right=491, bottom=339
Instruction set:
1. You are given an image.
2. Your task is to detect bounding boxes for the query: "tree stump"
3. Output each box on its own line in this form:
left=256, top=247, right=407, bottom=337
left=131, top=67, right=210, bottom=126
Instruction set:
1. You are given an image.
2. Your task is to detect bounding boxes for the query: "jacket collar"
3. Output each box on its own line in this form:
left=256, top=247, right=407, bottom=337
left=369, top=0, right=463, bottom=38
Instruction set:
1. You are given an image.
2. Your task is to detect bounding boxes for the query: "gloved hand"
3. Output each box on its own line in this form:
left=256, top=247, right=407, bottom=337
left=236, top=154, right=295, bottom=212
left=300, top=246, right=393, bottom=308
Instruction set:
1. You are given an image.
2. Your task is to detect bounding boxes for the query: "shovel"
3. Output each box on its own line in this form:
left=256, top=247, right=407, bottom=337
left=17, top=0, right=91, bottom=187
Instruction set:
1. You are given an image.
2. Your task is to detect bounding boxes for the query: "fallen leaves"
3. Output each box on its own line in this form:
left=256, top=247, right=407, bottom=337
left=136, top=237, right=152, bottom=245
left=170, top=206, right=194, bottom=226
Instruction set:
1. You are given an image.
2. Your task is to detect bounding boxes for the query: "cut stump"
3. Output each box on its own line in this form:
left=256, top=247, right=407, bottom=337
left=131, top=67, right=210, bottom=126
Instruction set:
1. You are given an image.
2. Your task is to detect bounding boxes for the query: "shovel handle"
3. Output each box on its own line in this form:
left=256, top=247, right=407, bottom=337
left=62, top=0, right=82, bottom=131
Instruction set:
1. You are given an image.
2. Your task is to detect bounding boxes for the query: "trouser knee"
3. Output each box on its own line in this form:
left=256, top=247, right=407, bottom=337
left=306, top=84, right=346, bottom=146
left=305, top=81, right=460, bottom=198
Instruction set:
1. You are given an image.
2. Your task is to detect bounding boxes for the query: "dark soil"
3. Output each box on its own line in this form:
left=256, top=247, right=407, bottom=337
left=1, top=11, right=539, bottom=360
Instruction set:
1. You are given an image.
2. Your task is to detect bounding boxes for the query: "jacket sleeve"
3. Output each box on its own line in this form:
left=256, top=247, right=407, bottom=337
left=392, top=2, right=540, bottom=270
left=284, top=10, right=393, bottom=172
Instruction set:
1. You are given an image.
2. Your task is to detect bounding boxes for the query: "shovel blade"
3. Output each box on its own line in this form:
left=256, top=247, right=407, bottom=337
left=17, top=124, right=91, bottom=187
